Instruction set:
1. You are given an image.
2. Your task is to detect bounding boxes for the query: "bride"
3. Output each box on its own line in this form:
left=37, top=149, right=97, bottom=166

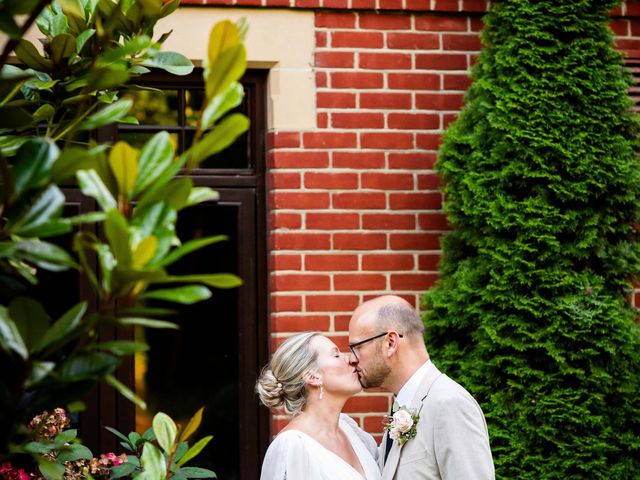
left=256, top=331, right=381, bottom=480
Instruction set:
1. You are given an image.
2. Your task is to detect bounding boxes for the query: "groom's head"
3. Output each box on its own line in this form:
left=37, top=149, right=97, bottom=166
left=348, top=295, right=427, bottom=391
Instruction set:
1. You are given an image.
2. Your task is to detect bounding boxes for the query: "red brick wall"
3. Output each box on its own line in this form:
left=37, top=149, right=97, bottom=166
left=182, top=0, right=640, bottom=439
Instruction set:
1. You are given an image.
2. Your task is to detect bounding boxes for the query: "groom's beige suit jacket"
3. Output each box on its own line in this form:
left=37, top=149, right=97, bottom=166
left=379, top=364, right=495, bottom=480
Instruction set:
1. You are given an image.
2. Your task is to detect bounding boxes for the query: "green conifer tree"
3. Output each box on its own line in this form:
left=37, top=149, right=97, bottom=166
left=423, top=1, right=640, bottom=477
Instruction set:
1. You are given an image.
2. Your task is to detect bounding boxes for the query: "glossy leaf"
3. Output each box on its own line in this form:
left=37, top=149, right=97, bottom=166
left=108, top=141, right=138, bottom=199
left=141, top=285, right=211, bottom=304
left=153, top=412, right=177, bottom=454
left=175, top=466, right=216, bottom=478
left=51, top=33, right=76, bottom=64
left=179, top=407, right=204, bottom=443
left=110, top=462, right=137, bottom=478
left=117, top=317, right=178, bottom=329
left=105, top=373, right=147, bottom=409
left=131, top=131, right=175, bottom=197
left=141, top=51, right=193, bottom=75
left=0, top=14, right=20, bottom=38
left=75, top=29, right=95, bottom=53
left=14, top=239, right=78, bottom=271
left=38, top=458, right=64, bottom=480
left=26, top=360, right=56, bottom=387
left=32, top=104, right=55, bottom=122
left=97, top=340, right=149, bottom=355
left=77, top=169, right=117, bottom=210
left=207, top=21, right=240, bottom=72
left=57, top=443, right=93, bottom=462
left=9, top=296, right=49, bottom=351
left=58, top=0, right=86, bottom=19
left=34, top=302, right=87, bottom=352
left=201, top=81, right=243, bottom=130
left=12, top=138, right=59, bottom=196
left=153, top=274, right=242, bottom=289
left=156, top=235, right=227, bottom=268
left=187, top=113, right=249, bottom=168
left=15, top=39, right=53, bottom=71
left=80, top=99, right=133, bottom=130
left=0, top=106, right=33, bottom=129
left=0, top=305, right=28, bottom=359
left=132, top=236, right=157, bottom=268
left=206, top=44, right=246, bottom=100
left=105, top=426, right=130, bottom=444
left=102, top=35, right=151, bottom=63
left=58, top=351, right=120, bottom=381
left=104, top=209, right=132, bottom=267
left=160, top=0, right=180, bottom=18
left=51, top=146, right=104, bottom=183
left=186, top=187, right=219, bottom=207
left=140, top=442, right=166, bottom=480
left=10, top=185, right=65, bottom=236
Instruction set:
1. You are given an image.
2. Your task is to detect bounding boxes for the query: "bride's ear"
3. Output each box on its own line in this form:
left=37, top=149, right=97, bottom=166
left=303, top=371, right=322, bottom=387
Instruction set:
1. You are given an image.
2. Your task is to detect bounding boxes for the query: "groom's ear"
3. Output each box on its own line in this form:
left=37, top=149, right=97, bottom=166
left=386, top=331, right=402, bottom=358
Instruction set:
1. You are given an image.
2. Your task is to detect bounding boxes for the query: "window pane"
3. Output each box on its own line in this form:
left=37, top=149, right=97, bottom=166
left=123, top=89, right=179, bottom=126
left=185, top=129, right=250, bottom=169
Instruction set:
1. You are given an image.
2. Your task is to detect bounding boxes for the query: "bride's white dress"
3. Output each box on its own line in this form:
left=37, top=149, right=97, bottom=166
left=260, top=414, right=381, bottom=480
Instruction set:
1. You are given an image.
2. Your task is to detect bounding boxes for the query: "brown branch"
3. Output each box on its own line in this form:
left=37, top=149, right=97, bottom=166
left=0, top=0, right=52, bottom=70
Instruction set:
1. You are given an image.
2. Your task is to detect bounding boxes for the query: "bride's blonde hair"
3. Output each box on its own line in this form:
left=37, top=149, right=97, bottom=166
left=256, top=331, right=320, bottom=415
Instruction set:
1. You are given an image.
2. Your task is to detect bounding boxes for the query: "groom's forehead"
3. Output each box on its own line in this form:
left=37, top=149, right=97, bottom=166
left=350, top=310, right=378, bottom=337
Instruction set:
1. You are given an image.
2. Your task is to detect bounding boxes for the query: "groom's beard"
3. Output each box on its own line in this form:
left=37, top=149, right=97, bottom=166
left=358, top=354, right=391, bottom=388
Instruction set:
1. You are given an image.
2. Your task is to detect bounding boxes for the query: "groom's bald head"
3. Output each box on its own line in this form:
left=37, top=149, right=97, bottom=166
left=351, top=295, right=424, bottom=340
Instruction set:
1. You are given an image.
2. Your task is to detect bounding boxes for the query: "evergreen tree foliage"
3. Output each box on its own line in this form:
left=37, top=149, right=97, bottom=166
left=423, top=1, right=640, bottom=478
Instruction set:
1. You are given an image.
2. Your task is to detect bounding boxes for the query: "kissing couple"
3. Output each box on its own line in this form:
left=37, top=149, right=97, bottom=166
left=256, top=295, right=495, bottom=480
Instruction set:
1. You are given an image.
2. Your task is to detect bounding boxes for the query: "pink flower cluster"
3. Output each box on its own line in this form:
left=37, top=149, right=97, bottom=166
left=0, top=462, right=35, bottom=480
left=27, top=408, right=70, bottom=441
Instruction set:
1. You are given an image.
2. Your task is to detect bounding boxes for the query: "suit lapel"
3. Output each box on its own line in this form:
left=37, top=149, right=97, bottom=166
left=382, top=363, right=443, bottom=480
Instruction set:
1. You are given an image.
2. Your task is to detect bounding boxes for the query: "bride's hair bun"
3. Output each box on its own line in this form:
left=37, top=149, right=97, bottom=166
left=255, top=332, right=320, bottom=415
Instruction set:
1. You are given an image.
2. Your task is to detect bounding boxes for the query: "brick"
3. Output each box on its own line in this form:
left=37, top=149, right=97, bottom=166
left=363, top=415, right=388, bottom=433
left=362, top=214, right=415, bottom=230
left=351, top=0, right=376, bottom=8
left=387, top=32, right=439, bottom=50
left=271, top=212, right=302, bottom=229
left=360, top=52, right=412, bottom=70
left=322, top=0, right=349, bottom=8
left=390, top=192, right=442, bottom=210
left=344, top=395, right=390, bottom=413
left=444, top=74, right=472, bottom=90
left=390, top=273, right=439, bottom=290
left=332, top=112, right=384, bottom=129
left=333, top=192, right=386, bottom=209
left=378, top=0, right=403, bottom=9
left=317, top=112, right=328, bottom=129
left=362, top=253, right=414, bottom=270
left=610, top=19, right=630, bottom=36
left=616, top=38, right=640, bottom=51
left=306, top=294, right=360, bottom=312
left=388, top=113, right=440, bottom=130
left=418, top=253, right=441, bottom=271
left=389, top=152, right=437, bottom=169
left=269, top=171, right=300, bottom=189
left=418, top=212, right=449, bottom=230
left=331, top=72, right=384, bottom=89
left=303, top=132, right=358, bottom=149
left=272, top=192, right=330, bottom=210
left=333, top=152, right=385, bottom=169
left=317, top=92, right=357, bottom=109
left=271, top=132, right=300, bottom=148
left=361, top=132, right=413, bottom=150
left=416, top=93, right=465, bottom=110
left=334, top=314, right=352, bottom=330
left=326, top=334, right=350, bottom=351
left=434, top=0, right=459, bottom=11
left=332, top=31, right=384, bottom=48
left=306, top=254, right=359, bottom=271
left=272, top=315, right=331, bottom=331
left=271, top=294, right=302, bottom=312
left=360, top=92, right=412, bottom=109
left=273, top=232, right=331, bottom=250
left=315, top=12, right=356, bottom=28
left=462, top=0, right=488, bottom=12
left=359, top=13, right=411, bottom=30
left=266, top=0, right=291, bottom=5
left=416, top=53, right=468, bottom=70
left=316, top=31, right=327, bottom=48
left=273, top=274, right=330, bottom=291
left=631, top=20, right=640, bottom=36
left=417, top=173, right=442, bottom=189
left=334, top=274, right=387, bottom=290
left=390, top=233, right=440, bottom=250
left=470, top=17, right=484, bottom=32
left=316, top=51, right=355, bottom=68
left=416, top=133, right=443, bottom=150
left=361, top=172, right=414, bottom=190
left=444, top=112, right=457, bottom=129
left=305, top=172, right=358, bottom=189
left=306, top=212, right=360, bottom=230
left=415, top=15, right=468, bottom=32
left=271, top=254, right=302, bottom=270
left=294, top=0, right=319, bottom=6
left=388, top=73, right=440, bottom=90
left=316, top=71, right=328, bottom=88
left=271, top=151, right=329, bottom=168
left=442, top=33, right=482, bottom=51
left=334, top=233, right=387, bottom=250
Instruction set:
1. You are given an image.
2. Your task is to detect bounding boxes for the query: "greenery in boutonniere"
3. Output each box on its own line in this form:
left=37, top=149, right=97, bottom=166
left=384, top=403, right=419, bottom=446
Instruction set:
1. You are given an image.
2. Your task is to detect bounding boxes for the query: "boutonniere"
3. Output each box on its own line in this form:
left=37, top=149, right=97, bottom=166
left=384, top=402, right=420, bottom=446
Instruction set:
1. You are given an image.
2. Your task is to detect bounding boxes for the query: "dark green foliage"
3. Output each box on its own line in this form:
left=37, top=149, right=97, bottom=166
left=423, top=0, right=640, bottom=478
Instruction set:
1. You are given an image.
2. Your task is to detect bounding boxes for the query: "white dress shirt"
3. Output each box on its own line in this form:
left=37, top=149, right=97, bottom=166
left=395, top=360, right=433, bottom=407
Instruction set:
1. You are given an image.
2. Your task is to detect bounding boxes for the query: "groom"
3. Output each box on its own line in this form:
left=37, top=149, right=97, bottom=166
left=348, top=295, right=495, bottom=480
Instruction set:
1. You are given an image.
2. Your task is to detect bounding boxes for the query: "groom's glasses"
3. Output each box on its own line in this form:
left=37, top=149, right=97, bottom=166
left=348, top=332, right=403, bottom=361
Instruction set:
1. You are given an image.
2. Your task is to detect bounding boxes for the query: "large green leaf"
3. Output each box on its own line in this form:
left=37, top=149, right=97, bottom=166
left=108, top=141, right=138, bottom=199
left=104, top=209, right=132, bottom=267
left=140, top=442, right=166, bottom=480
left=97, top=340, right=149, bottom=355
left=156, top=235, right=227, bottom=268
left=179, top=408, right=204, bottom=443
left=136, top=153, right=186, bottom=208
left=75, top=29, right=95, bottom=53
left=58, top=0, right=86, bottom=19
left=201, top=81, right=244, bottom=130
left=153, top=274, right=242, bottom=289
left=9, top=184, right=65, bottom=236
left=0, top=13, right=20, bottom=38
left=137, top=177, right=192, bottom=211
left=117, top=317, right=178, bottom=329
left=57, top=443, right=93, bottom=463
left=105, top=373, right=147, bottom=409
left=141, top=285, right=211, bottom=304
left=12, top=138, right=59, bottom=196
left=0, top=305, right=28, bottom=359
left=175, top=466, right=216, bottom=479
left=50, top=33, right=76, bottom=64
left=186, top=187, right=219, bottom=207
left=58, top=351, right=120, bottom=381
left=131, top=131, right=175, bottom=197
left=206, top=20, right=240, bottom=73
left=153, top=412, right=177, bottom=454
left=79, top=99, right=133, bottom=130
left=38, top=458, right=64, bottom=480
left=9, top=297, right=50, bottom=352
left=77, top=169, right=117, bottom=210
left=206, top=43, right=246, bottom=100
left=51, top=145, right=105, bottom=183
left=102, top=35, right=151, bottom=63
left=34, top=301, right=87, bottom=352
left=187, top=113, right=249, bottom=168
left=141, top=51, right=193, bottom=75
left=14, top=239, right=78, bottom=272
left=15, top=39, right=53, bottom=71
left=176, top=436, right=212, bottom=467
left=0, top=105, right=33, bottom=129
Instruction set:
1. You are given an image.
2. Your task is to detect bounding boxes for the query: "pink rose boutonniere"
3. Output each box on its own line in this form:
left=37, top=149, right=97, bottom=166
left=384, top=403, right=420, bottom=446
